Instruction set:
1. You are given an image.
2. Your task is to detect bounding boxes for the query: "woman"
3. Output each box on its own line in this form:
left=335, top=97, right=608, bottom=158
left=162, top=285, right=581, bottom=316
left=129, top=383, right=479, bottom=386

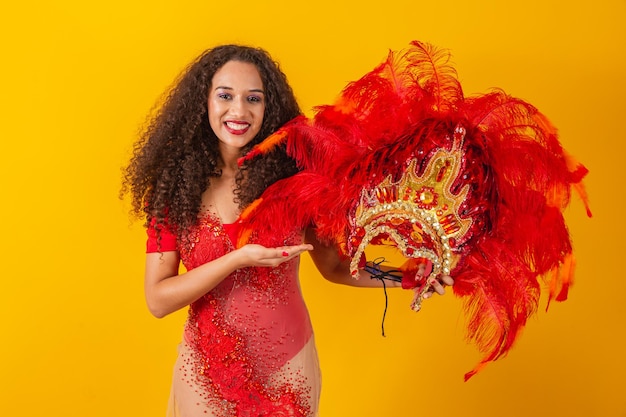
left=122, top=44, right=451, bottom=417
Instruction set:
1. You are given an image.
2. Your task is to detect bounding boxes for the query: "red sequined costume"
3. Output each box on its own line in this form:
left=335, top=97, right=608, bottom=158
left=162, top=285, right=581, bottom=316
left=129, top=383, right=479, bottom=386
left=147, top=213, right=321, bottom=417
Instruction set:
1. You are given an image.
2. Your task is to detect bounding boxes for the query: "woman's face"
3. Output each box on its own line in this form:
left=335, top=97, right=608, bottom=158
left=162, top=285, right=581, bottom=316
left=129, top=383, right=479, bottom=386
left=207, top=60, right=265, bottom=156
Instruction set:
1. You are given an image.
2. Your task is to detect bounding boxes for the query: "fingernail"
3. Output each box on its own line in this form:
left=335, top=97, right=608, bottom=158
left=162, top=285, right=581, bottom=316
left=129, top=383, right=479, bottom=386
left=282, top=251, right=289, bottom=257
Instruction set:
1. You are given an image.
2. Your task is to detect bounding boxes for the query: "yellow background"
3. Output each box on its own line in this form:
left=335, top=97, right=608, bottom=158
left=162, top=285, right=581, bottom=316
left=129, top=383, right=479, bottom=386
left=1, top=1, right=624, bottom=416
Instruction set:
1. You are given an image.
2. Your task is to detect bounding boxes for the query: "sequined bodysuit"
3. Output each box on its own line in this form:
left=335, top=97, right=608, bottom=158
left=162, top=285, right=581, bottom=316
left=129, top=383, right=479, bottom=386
left=146, top=213, right=321, bottom=417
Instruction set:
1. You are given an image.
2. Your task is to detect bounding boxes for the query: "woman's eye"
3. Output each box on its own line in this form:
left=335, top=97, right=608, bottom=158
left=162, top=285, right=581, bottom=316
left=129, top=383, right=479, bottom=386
left=248, top=95, right=262, bottom=103
left=217, top=93, right=231, bottom=100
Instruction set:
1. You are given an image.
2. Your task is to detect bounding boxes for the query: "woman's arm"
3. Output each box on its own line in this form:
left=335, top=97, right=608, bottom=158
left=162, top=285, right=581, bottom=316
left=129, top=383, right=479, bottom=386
left=304, top=228, right=395, bottom=288
left=304, top=228, right=453, bottom=294
left=144, top=243, right=313, bottom=318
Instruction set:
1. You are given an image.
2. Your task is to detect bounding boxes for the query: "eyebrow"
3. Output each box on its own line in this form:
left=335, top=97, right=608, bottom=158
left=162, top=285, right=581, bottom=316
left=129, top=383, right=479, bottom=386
left=214, top=86, right=265, bottom=94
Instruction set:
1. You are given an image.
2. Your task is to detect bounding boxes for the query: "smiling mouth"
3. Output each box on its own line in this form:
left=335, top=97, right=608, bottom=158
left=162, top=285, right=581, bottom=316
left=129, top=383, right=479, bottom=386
left=225, top=121, right=250, bottom=134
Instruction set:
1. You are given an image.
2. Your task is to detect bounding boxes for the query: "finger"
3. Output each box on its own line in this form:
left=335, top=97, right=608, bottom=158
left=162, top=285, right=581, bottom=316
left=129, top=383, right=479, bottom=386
left=278, top=244, right=313, bottom=253
left=429, top=279, right=446, bottom=295
left=276, top=248, right=295, bottom=259
left=441, top=275, right=454, bottom=286
left=272, top=247, right=311, bottom=262
left=255, top=249, right=289, bottom=263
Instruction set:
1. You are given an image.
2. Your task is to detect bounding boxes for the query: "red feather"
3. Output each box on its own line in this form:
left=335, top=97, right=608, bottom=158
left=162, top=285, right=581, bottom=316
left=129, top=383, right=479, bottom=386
left=238, top=40, right=590, bottom=380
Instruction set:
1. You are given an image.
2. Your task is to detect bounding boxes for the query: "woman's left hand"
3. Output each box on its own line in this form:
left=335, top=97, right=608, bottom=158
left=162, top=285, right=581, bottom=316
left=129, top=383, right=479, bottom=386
left=424, top=274, right=455, bottom=297
left=410, top=273, right=454, bottom=312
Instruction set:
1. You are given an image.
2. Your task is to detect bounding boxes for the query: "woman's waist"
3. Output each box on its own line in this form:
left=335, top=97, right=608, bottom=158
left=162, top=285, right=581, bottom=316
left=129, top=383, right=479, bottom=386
left=187, top=293, right=313, bottom=343
left=184, top=297, right=313, bottom=369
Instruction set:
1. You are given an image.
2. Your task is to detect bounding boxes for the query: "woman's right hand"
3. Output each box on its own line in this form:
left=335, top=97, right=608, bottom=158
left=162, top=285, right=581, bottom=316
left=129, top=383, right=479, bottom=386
left=236, top=243, right=313, bottom=268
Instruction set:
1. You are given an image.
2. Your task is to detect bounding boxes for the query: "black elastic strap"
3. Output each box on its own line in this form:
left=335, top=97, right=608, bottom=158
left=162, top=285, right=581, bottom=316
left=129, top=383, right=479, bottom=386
left=363, top=258, right=403, bottom=337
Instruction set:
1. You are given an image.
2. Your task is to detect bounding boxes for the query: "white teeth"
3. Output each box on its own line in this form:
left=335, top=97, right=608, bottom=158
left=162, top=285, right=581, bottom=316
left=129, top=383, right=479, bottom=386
left=226, top=122, right=249, bottom=131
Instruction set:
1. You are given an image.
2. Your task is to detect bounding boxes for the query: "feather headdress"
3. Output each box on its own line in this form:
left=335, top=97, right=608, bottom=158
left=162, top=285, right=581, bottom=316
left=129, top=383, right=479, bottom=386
left=237, top=40, right=590, bottom=380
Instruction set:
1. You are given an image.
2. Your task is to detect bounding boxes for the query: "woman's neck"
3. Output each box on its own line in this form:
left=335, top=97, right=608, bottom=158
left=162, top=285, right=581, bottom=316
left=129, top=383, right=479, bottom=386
left=217, top=160, right=239, bottom=183
left=218, top=144, right=243, bottom=173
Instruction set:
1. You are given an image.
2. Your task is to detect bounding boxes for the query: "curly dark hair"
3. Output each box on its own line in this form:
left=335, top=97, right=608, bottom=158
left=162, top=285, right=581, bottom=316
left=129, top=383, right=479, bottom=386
left=121, top=45, right=301, bottom=239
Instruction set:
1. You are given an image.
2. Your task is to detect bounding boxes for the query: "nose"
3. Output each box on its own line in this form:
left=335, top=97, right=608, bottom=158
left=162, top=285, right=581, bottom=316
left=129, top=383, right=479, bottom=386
left=228, top=96, right=247, bottom=117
